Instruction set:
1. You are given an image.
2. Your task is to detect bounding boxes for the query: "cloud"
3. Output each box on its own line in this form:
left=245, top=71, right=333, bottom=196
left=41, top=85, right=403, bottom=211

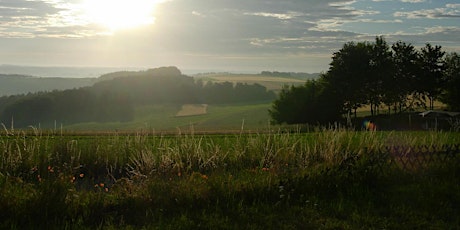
left=401, top=0, right=425, bottom=3
left=394, top=4, right=460, bottom=19
left=0, top=0, right=94, bottom=38
left=0, top=0, right=459, bottom=72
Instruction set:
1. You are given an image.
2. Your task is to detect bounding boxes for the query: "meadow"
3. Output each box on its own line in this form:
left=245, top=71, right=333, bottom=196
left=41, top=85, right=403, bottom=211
left=1, top=127, right=459, bottom=229
left=194, top=73, right=307, bottom=92
left=65, top=102, right=274, bottom=132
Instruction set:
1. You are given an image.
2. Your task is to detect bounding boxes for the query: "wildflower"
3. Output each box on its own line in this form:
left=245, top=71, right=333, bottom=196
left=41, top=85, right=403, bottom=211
left=47, top=166, right=54, bottom=173
left=71, top=176, right=76, bottom=183
left=79, top=173, right=84, bottom=178
left=30, top=166, right=38, bottom=173
left=99, top=183, right=105, bottom=187
left=105, top=188, right=109, bottom=192
left=201, top=174, right=208, bottom=180
left=37, top=175, right=42, bottom=182
left=262, top=167, right=270, bottom=171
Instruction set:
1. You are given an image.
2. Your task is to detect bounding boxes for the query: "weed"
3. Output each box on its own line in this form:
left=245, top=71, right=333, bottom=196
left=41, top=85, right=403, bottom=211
left=0, top=129, right=459, bottom=228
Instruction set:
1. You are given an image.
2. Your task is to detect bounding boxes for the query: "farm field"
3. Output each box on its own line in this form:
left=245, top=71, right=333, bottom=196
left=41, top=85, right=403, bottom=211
left=194, top=73, right=309, bottom=92
left=0, top=129, right=459, bottom=229
left=64, top=102, right=274, bottom=133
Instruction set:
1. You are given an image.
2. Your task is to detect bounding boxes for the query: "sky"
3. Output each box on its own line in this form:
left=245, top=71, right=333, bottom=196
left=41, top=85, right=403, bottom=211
left=0, top=0, right=459, bottom=74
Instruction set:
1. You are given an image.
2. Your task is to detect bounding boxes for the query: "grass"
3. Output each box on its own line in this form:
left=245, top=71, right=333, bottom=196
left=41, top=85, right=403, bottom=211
left=65, top=102, right=273, bottom=132
left=0, top=128, right=459, bottom=228
left=194, top=73, right=306, bottom=92
left=175, top=104, right=208, bottom=117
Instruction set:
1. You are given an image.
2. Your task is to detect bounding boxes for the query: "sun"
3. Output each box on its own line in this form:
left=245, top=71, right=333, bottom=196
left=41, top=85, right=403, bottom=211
left=82, top=0, right=160, bottom=31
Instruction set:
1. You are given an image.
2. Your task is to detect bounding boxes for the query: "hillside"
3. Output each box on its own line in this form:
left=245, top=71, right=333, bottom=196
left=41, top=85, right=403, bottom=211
left=0, top=67, right=277, bottom=129
left=0, top=74, right=96, bottom=96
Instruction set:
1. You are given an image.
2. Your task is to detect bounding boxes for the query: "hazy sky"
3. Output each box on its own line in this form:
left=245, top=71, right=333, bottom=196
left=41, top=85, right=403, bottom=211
left=1, top=0, right=459, bottom=73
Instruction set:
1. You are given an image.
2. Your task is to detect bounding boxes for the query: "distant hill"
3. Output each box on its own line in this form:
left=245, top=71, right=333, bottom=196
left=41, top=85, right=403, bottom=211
left=0, top=66, right=277, bottom=128
left=0, top=74, right=96, bottom=96
left=193, top=71, right=318, bottom=92
left=0, top=65, right=135, bottom=78
left=96, top=66, right=183, bottom=82
left=0, top=67, right=318, bottom=96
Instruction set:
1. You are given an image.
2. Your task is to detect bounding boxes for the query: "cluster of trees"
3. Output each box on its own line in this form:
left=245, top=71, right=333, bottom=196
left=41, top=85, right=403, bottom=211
left=270, top=37, right=460, bottom=125
left=260, top=71, right=319, bottom=80
left=93, top=67, right=275, bottom=105
left=0, top=67, right=276, bottom=128
left=0, top=88, right=133, bottom=128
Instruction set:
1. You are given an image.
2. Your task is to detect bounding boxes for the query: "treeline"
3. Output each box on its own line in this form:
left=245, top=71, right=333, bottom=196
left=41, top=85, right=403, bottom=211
left=0, top=67, right=276, bottom=128
left=0, top=88, right=134, bottom=128
left=260, top=71, right=319, bottom=80
left=270, top=37, right=460, bottom=125
left=93, top=67, right=275, bottom=105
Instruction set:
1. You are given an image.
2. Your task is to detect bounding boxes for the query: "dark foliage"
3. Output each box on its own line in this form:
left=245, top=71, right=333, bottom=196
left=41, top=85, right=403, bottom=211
left=269, top=78, right=342, bottom=124
left=270, top=37, right=459, bottom=125
left=441, top=52, right=460, bottom=110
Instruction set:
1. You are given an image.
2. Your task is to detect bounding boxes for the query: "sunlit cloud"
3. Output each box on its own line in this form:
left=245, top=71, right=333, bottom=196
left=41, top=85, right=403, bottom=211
left=0, top=0, right=459, bottom=73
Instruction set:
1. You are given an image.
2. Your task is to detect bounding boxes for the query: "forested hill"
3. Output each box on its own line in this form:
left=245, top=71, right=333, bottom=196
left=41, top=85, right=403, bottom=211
left=0, top=66, right=277, bottom=128
left=0, top=74, right=95, bottom=96
left=93, top=66, right=276, bottom=104
left=96, top=66, right=183, bottom=82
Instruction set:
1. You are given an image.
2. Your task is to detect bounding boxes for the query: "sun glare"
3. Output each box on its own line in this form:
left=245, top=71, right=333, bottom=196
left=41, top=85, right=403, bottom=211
left=82, top=0, right=159, bottom=31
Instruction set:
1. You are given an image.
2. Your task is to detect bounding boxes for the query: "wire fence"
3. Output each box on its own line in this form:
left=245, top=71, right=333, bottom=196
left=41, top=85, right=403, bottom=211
left=384, top=144, right=460, bottom=170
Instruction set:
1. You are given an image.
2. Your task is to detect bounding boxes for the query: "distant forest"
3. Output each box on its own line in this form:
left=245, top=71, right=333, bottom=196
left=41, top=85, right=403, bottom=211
left=0, top=67, right=276, bottom=128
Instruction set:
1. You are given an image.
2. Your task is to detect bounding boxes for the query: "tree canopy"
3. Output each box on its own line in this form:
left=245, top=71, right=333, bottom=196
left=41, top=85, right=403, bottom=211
left=270, top=37, right=458, bottom=125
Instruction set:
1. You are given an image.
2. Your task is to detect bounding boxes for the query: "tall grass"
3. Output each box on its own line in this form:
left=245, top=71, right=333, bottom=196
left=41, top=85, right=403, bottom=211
left=0, top=127, right=459, bottom=228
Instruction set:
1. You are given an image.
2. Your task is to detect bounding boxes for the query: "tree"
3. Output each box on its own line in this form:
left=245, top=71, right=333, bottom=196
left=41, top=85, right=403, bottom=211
left=269, top=78, right=342, bottom=125
left=323, top=41, right=373, bottom=118
left=368, top=36, right=394, bottom=116
left=0, top=94, right=55, bottom=127
left=418, top=44, right=446, bottom=110
left=441, top=52, right=460, bottom=110
left=389, top=41, right=420, bottom=113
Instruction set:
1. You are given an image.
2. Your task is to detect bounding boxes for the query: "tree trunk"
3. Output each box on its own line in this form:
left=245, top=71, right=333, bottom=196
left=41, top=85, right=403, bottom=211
left=370, top=102, right=374, bottom=116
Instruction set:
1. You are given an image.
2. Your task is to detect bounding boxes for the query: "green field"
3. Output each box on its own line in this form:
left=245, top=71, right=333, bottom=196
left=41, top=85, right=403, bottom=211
left=64, top=102, right=273, bottom=132
left=54, top=73, right=308, bottom=132
left=194, top=73, right=308, bottom=92
left=0, top=129, right=459, bottom=229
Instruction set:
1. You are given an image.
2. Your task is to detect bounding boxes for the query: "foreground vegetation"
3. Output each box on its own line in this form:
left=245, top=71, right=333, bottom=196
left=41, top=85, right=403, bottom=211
left=1, top=128, right=459, bottom=229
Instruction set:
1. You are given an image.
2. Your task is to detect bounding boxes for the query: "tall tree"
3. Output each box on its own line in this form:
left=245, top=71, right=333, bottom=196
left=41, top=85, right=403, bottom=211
left=441, top=52, right=460, bottom=110
left=269, top=78, right=342, bottom=125
left=418, top=44, right=446, bottom=110
left=369, top=36, right=394, bottom=116
left=390, top=41, right=420, bottom=113
left=324, top=41, right=373, bottom=118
